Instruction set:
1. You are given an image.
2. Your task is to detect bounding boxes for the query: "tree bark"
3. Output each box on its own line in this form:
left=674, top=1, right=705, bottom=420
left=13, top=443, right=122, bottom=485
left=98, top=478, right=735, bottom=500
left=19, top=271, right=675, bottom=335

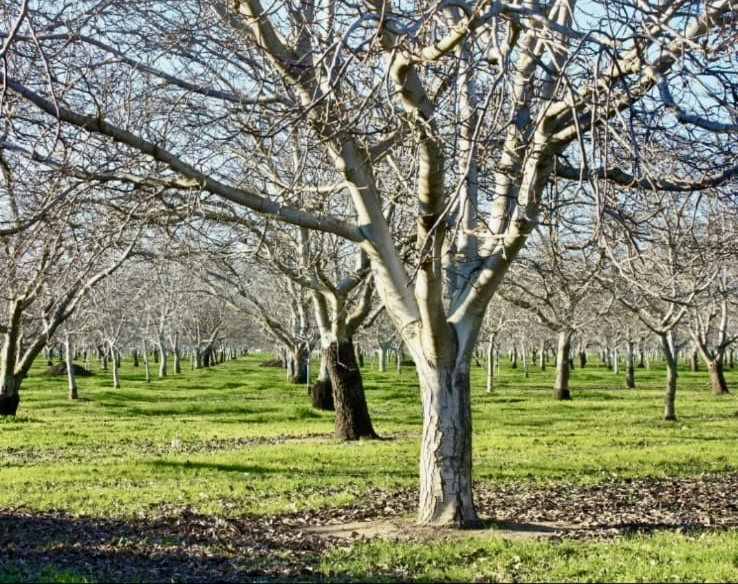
left=0, top=301, right=23, bottom=415
left=324, top=339, right=377, bottom=440
left=690, top=350, right=699, bottom=372
left=416, top=358, right=482, bottom=527
left=287, top=344, right=309, bottom=384
left=142, top=341, right=151, bottom=383
left=158, top=335, right=167, bottom=377
left=661, top=333, right=678, bottom=421
left=578, top=350, right=587, bottom=369
left=486, top=337, right=494, bottom=393
left=65, top=334, right=78, bottom=400
left=110, top=343, right=120, bottom=389
left=539, top=339, right=546, bottom=370
left=625, top=340, right=636, bottom=389
left=708, top=359, right=729, bottom=395
left=553, top=330, right=572, bottom=400
left=377, top=341, right=391, bottom=372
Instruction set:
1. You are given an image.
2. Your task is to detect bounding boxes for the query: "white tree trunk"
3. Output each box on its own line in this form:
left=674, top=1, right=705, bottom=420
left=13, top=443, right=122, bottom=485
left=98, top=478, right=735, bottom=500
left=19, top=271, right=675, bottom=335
left=416, top=357, right=481, bottom=526
left=142, top=340, right=151, bottom=383
left=66, top=334, right=78, bottom=399
left=553, top=330, right=572, bottom=400
left=486, top=337, right=494, bottom=393
left=109, top=341, right=120, bottom=389
left=158, top=334, right=167, bottom=377
left=377, top=342, right=391, bottom=372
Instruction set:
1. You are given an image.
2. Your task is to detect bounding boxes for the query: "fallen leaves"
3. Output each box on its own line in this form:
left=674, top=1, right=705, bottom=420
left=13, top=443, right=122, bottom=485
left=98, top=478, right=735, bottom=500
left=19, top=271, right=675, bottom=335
left=1, top=472, right=737, bottom=581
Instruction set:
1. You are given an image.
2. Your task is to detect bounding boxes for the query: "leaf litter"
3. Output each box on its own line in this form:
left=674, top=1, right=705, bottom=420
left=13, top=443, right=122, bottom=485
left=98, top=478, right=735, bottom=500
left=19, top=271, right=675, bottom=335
left=1, top=472, right=737, bottom=582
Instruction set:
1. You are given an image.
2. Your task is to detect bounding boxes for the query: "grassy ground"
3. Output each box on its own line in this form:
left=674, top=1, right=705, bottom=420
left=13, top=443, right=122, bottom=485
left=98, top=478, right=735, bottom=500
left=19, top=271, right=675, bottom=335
left=1, top=352, right=737, bottom=582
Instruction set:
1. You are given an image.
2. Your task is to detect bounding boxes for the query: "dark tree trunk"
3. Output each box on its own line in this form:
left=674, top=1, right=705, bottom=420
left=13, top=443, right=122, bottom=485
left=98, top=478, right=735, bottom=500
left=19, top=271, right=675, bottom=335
left=311, top=379, right=334, bottom=410
left=288, top=345, right=309, bottom=385
left=690, top=351, right=699, bottom=372
left=324, top=339, right=378, bottom=440
left=0, top=391, right=20, bottom=416
left=625, top=341, right=636, bottom=389
left=662, top=334, right=678, bottom=421
left=578, top=350, right=587, bottom=369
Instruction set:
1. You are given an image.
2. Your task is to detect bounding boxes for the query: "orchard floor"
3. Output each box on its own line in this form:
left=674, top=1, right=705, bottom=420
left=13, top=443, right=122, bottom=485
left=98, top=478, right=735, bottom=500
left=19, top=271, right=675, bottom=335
left=2, top=473, right=737, bottom=582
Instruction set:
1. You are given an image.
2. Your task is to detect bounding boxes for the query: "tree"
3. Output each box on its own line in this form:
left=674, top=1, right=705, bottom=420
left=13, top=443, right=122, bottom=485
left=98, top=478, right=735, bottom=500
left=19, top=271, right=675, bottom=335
left=0, top=150, right=140, bottom=413
left=502, top=198, right=607, bottom=400
left=4, top=0, right=738, bottom=526
left=600, top=190, right=721, bottom=420
left=202, top=222, right=379, bottom=440
left=685, top=200, right=738, bottom=395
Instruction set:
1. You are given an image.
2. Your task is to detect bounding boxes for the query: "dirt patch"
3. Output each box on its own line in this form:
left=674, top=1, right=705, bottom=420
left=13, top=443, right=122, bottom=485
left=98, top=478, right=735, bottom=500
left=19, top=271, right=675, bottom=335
left=302, top=517, right=577, bottom=542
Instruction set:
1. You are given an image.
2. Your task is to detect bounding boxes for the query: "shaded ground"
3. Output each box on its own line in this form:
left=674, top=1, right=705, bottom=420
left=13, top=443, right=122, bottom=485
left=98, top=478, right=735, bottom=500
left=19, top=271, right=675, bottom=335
left=1, top=473, right=737, bottom=582
left=43, top=362, right=93, bottom=377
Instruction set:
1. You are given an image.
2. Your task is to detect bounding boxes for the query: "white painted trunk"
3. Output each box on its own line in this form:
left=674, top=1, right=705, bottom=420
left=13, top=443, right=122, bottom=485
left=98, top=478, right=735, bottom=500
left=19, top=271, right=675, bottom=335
left=486, top=338, right=494, bottom=393
left=65, top=335, right=78, bottom=399
left=377, top=342, right=391, bottom=372
left=416, top=357, right=480, bottom=526
left=553, top=330, right=572, bottom=400
left=142, top=341, right=151, bottom=383
left=110, top=342, right=120, bottom=389
left=158, top=335, right=167, bottom=377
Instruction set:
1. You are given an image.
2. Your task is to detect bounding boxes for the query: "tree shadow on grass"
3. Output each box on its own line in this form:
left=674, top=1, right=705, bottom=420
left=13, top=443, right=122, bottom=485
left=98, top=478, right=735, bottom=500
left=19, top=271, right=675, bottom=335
left=0, top=507, right=338, bottom=583
left=149, top=458, right=418, bottom=480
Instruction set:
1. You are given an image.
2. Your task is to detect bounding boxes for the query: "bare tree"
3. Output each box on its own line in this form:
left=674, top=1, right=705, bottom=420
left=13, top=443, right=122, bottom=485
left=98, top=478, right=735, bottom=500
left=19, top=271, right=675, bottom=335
left=0, top=152, right=141, bottom=413
left=4, top=0, right=737, bottom=526
left=503, top=199, right=607, bottom=399
left=600, top=191, right=720, bottom=420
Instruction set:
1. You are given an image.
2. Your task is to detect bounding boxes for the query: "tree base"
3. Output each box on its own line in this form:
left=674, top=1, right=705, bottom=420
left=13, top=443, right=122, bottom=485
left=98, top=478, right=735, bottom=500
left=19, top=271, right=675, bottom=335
left=553, top=388, right=572, bottom=400
left=311, top=379, right=334, bottom=411
left=0, top=393, right=20, bottom=416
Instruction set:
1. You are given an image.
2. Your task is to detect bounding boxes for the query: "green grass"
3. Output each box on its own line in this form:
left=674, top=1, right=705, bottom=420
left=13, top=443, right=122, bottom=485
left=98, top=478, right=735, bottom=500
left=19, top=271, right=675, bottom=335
left=1, top=352, right=737, bottom=582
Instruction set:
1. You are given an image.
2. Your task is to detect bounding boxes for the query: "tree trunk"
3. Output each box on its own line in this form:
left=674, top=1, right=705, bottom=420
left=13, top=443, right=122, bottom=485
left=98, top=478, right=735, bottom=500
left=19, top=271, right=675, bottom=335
left=0, top=303, right=23, bottom=415
left=142, top=341, right=151, bottom=383
left=553, top=330, right=572, bottom=400
left=287, top=344, right=309, bottom=384
left=708, top=359, right=729, bottom=395
left=111, top=345, right=121, bottom=389
left=612, top=348, right=619, bottom=375
left=661, top=333, right=678, bottom=421
left=158, top=335, right=167, bottom=377
left=324, top=339, right=377, bottom=440
left=486, top=337, right=494, bottom=393
left=690, top=350, right=699, bottom=372
left=625, top=340, right=635, bottom=389
left=539, top=339, right=546, bottom=370
left=65, top=334, right=78, bottom=400
left=310, top=351, right=334, bottom=409
left=377, top=342, right=391, bottom=372
left=311, top=378, right=334, bottom=410
left=416, top=358, right=481, bottom=527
